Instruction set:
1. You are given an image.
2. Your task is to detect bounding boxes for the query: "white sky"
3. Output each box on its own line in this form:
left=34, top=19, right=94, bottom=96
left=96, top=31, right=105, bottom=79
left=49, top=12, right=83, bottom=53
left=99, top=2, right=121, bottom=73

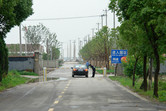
left=5, top=0, right=120, bottom=58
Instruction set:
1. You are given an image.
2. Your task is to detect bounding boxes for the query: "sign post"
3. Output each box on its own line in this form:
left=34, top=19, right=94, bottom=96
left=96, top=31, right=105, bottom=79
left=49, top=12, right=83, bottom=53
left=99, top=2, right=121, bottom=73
left=111, top=50, right=128, bottom=76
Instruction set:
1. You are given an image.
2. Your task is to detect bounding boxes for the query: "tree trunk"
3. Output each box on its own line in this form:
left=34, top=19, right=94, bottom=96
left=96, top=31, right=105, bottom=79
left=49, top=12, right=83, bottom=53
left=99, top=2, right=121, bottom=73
left=148, top=58, right=153, bottom=90
left=133, top=57, right=138, bottom=87
left=153, top=48, right=160, bottom=97
left=143, top=55, right=147, bottom=91
left=95, top=58, right=97, bottom=67
left=140, top=68, right=149, bottom=89
left=115, top=63, right=118, bottom=76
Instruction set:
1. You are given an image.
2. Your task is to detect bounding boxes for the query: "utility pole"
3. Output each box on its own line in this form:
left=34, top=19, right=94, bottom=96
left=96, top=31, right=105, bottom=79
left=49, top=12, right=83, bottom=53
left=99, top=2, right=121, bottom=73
left=88, top=34, right=90, bottom=42
left=101, top=14, right=104, bottom=28
left=61, top=42, right=63, bottom=60
left=80, top=40, right=82, bottom=49
left=70, top=40, right=71, bottom=61
left=78, top=38, right=80, bottom=60
left=103, top=9, right=108, bottom=26
left=103, top=9, right=109, bottom=69
left=67, top=43, right=68, bottom=60
left=97, top=23, right=100, bottom=31
left=23, top=26, right=28, bottom=56
left=84, top=36, right=87, bottom=44
left=91, top=28, right=95, bottom=38
left=19, top=25, right=22, bottom=56
left=73, top=40, right=76, bottom=61
left=113, top=10, right=115, bottom=28
left=46, top=38, right=49, bottom=66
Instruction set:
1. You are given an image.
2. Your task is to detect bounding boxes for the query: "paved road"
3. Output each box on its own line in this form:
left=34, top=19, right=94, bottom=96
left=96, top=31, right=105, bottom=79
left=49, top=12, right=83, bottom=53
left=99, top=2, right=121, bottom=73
left=0, top=62, right=166, bottom=111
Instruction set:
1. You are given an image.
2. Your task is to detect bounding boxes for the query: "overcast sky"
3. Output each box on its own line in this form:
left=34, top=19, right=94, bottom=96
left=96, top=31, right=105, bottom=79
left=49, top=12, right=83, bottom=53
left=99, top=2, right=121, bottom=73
left=5, top=0, right=120, bottom=58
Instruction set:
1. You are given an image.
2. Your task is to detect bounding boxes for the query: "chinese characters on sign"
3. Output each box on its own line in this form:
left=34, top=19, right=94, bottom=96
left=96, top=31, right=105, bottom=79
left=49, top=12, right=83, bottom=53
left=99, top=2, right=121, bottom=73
left=111, top=50, right=128, bottom=63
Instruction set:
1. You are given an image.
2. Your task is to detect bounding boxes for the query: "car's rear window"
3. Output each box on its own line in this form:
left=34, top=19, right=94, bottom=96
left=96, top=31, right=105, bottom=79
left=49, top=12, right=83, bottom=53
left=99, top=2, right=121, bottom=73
left=74, top=65, right=86, bottom=68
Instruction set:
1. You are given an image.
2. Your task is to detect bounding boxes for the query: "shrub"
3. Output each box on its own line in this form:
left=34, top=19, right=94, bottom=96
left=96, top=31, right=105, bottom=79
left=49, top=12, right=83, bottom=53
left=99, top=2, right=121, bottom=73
left=122, top=56, right=143, bottom=78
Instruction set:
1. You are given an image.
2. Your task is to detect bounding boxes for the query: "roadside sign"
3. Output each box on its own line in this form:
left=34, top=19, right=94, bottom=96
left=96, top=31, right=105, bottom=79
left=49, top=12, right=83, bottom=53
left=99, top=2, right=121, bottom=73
left=111, top=50, right=128, bottom=63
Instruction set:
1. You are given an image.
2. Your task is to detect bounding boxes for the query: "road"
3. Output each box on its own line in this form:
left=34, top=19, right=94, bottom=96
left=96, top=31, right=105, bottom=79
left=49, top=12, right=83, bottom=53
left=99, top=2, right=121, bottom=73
left=0, top=62, right=165, bottom=111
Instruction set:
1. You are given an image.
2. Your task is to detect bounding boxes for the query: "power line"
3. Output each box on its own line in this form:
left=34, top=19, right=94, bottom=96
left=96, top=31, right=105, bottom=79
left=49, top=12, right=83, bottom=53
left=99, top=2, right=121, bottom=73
left=26, top=15, right=101, bottom=21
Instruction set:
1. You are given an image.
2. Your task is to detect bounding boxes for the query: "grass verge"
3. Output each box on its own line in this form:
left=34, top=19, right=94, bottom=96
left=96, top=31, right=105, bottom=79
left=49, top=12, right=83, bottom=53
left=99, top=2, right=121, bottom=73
left=18, top=71, right=39, bottom=76
left=96, top=69, right=114, bottom=74
left=109, top=76, right=166, bottom=102
left=0, top=70, right=37, bottom=92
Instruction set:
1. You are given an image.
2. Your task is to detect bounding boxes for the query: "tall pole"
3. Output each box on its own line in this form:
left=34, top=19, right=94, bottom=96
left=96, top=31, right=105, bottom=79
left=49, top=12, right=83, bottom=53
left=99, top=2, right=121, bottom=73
left=104, top=9, right=108, bottom=26
left=19, top=25, right=22, bottom=56
left=70, top=40, right=71, bottom=61
left=67, top=44, right=68, bottom=59
left=84, top=36, right=87, bottom=44
left=113, top=10, right=115, bottom=28
left=103, top=9, right=109, bottom=69
left=78, top=38, right=80, bottom=60
left=88, top=34, right=90, bottom=42
left=97, top=23, right=100, bottom=31
left=61, top=42, right=63, bottom=60
left=80, top=40, right=82, bottom=49
left=23, top=26, right=28, bottom=56
left=92, top=28, right=95, bottom=38
left=73, top=40, right=76, bottom=61
left=101, top=14, right=104, bottom=28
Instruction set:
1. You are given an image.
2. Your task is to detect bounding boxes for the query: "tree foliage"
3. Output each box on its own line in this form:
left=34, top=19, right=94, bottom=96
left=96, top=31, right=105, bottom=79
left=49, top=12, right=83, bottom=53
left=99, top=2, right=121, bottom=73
left=23, top=23, right=60, bottom=60
left=0, top=0, right=33, bottom=82
left=80, top=26, right=113, bottom=67
left=109, top=0, right=166, bottom=97
left=0, top=0, right=33, bottom=37
left=0, top=37, right=8, bottom=81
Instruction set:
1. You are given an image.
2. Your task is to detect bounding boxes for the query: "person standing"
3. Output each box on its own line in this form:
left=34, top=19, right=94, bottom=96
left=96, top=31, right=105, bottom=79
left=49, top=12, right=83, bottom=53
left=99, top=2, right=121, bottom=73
left=89, top=64, right=96, bottom=77
left=86, top=61, right=90, bottom=69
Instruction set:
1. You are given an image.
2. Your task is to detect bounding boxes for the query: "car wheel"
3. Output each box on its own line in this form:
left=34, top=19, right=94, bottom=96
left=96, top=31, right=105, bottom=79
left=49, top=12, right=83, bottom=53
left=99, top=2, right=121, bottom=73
left=72, top=75, right=74, bottom=77
left=86, top=75, right=88, bottom=78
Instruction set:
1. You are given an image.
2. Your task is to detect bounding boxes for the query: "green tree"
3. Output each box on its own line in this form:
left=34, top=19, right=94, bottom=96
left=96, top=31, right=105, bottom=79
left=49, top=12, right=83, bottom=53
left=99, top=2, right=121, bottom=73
left=52, top=47, right=60, bottom=60
left=0, top=0, right=2, bottom=7
left=109, top=0, right=166, bottom=97
left=0, top=0, right=33, bottom=37
left=80, top=26, right=113, bottom=68
left=0, top=0, right=33, bottom=82
left=23, top=23, right=49, bottom=46
left=23, top=24, right=60, bottom=60
left=0, top=37, right=8, bottom=81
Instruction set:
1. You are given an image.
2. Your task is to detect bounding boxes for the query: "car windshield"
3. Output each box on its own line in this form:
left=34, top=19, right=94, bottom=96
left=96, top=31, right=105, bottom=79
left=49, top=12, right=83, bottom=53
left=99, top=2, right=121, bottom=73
left=74, top=65, right=86, bottom=68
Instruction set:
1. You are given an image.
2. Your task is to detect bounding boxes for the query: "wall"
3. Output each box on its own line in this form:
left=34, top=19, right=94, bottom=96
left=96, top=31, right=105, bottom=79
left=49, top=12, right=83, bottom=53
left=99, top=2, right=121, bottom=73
left=8, top=56, right=34, bottom=71
left=42, top=60, right=59, bottom=68
left=159, top=61, right=166, bottom=74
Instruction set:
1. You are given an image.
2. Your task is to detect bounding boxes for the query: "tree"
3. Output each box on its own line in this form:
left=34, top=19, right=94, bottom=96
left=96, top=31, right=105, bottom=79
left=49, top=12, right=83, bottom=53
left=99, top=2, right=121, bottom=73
left=80, top=26, right=113, bottom=68
left=23, top=23, right=49, bottom=48
left=0, top=37, right=8, bottom=81
left=109, top=0, right=166, bottom=97
left=0, top=0, right=33, bottom=37
left=23, top=23, right=60, bottom=59
left=0, top=0, right=2, bottom=7
left=0, top=0, right=33, bottom=82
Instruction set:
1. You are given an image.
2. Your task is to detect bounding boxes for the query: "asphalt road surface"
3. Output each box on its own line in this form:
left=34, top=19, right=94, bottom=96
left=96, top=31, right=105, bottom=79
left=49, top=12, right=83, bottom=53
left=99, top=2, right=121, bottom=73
left=0, top=62, right=166, bottom=111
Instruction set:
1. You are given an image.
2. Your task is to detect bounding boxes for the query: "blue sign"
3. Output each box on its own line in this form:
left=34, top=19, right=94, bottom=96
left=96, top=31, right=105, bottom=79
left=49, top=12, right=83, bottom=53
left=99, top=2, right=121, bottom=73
left=111, top=50, right=128, bottom=63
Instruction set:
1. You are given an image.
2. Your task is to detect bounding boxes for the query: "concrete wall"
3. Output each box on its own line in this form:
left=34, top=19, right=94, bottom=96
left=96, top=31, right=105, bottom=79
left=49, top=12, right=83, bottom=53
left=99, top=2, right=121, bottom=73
left=8, top=56, right=34, bottom=71
left=42, top=60, right=59, bottom=68
left=159, top=61, right=166, bottom=74
left=117, top=64, right=124, bottom=76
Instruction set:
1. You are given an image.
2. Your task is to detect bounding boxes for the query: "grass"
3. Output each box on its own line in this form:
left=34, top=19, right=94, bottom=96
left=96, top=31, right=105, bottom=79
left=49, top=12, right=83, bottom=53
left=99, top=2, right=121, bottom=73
left=96, top=68, right=114, bottom=74
left=109, top=76, right=166, bottom=102
left=18, top=71, right=39, bottom=76
left=0, top=70, right=37, bottom=92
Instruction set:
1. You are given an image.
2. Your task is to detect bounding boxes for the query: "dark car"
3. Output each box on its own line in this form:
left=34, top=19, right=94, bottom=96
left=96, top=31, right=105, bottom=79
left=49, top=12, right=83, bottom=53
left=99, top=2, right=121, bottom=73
left=71, top=64, right=88, bottom=78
